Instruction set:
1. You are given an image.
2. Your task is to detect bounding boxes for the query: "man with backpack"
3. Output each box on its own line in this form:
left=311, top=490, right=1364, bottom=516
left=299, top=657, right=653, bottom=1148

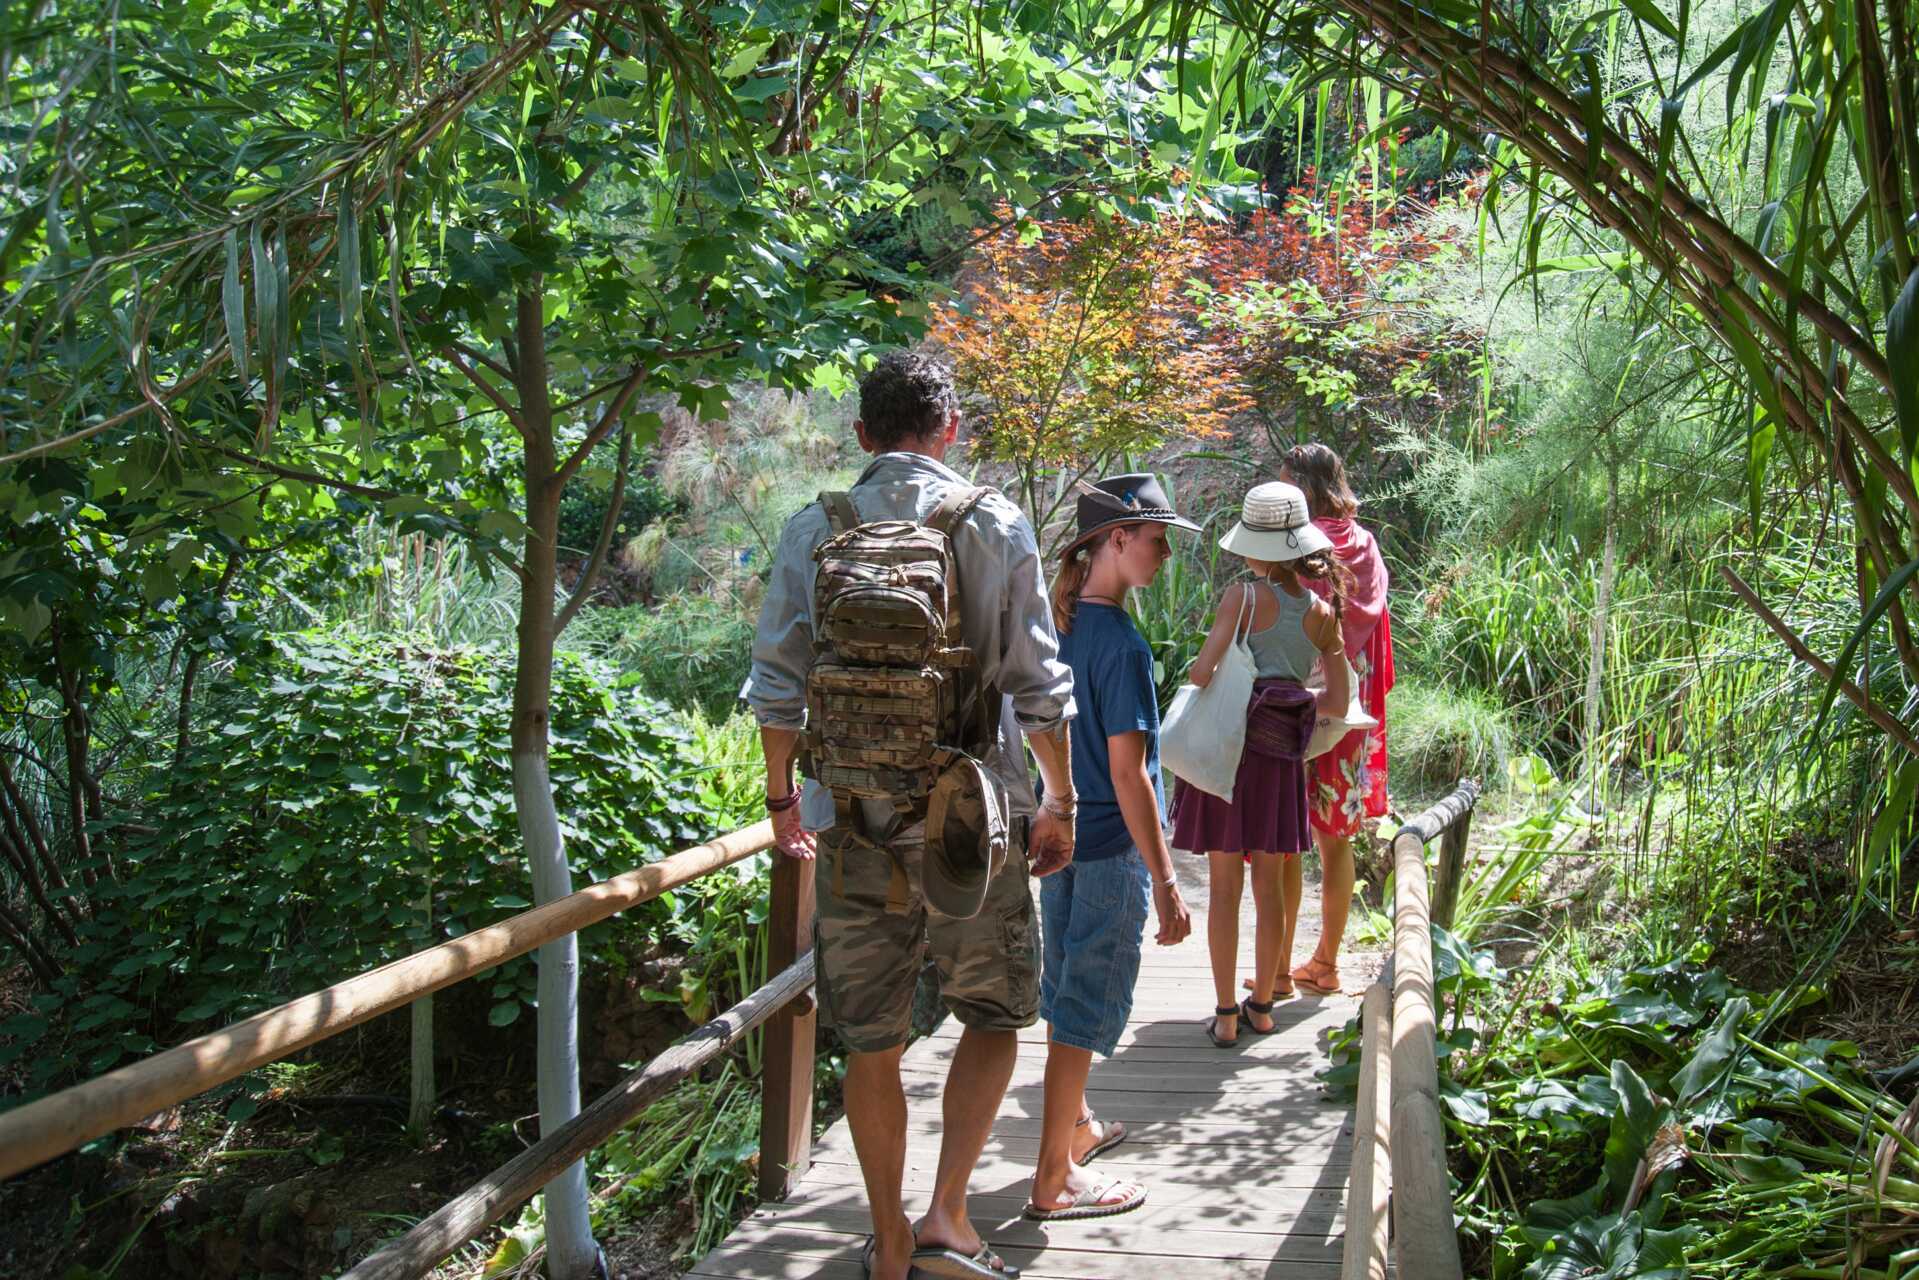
left=746, top=351, right=1077, bottom=1280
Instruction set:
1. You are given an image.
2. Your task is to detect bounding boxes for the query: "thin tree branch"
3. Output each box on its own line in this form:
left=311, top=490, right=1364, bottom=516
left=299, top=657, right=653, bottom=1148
left=446, top=339, right=515, bottom=384
left=443, top=346, right=528, bottom=438
left=174, top=550, right=245, bottom=771
left=555, top=366, right=647, bottom=484
left=0, top=900, right=61, bottom=986
left=554, top=422, right=632, bottom=638
left=212, top=446, right=402, bottom=500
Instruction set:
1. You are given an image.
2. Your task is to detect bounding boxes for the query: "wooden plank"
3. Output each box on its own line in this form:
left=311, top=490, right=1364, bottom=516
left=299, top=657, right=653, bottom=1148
left=693, top=1225, right=1345, bottom=1278
left=799, top=1161, right=1349, bottom=1203
left=880, top=1085, right=1345, bottom=1124
left=758, top=852, right=817, bottom=1201
left=0, top=820, right=777, bottom=1182
left=733, top=1204, right=1343, bottom=1253
left=805, top=1113, right=1350, bottom=1151
left=688, top=1241, right=1344, bottom=1280
left=896, top=1061, right=1348, bottom=1094
left=756, top=1184, right=1345, bottom=1235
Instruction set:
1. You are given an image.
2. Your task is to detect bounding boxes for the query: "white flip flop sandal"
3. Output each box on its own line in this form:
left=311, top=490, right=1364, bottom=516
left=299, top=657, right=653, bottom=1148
left=1021, top=1177, right=1149, bottom=1222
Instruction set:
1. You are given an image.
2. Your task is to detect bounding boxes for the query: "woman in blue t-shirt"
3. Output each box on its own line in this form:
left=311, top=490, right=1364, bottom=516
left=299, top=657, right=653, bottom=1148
left=1022, top=473, right=1196, bottom=1225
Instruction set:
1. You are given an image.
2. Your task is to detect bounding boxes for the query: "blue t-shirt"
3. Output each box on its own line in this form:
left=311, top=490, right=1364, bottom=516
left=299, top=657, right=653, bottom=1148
left=1055, top=602, right=1164, bottom=861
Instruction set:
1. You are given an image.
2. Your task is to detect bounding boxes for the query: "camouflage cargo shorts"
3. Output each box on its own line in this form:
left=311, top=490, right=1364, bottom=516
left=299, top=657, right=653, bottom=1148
left=813, top=817, right=1040, bottom=1054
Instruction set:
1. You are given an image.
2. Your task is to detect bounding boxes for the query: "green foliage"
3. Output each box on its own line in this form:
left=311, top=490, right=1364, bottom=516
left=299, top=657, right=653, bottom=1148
left=569, top=595, right=756, bottom=721
left=556, top=472, right=675, bottom=558
left=1434, top=941, right=1919, bottom=1278
left=1387, top=676, right=1518, bottom=798
left=0, top=634, right=711, bottom=1094
left=491, top=1062, right=765, bottom=1267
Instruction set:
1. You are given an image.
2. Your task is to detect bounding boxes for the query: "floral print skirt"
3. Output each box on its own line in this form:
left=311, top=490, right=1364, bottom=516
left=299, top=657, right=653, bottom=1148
left=1310, top=646, right=1389, bottom=838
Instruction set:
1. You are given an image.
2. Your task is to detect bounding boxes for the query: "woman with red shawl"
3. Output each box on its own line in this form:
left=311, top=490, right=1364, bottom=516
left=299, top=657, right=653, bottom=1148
left=1281, top=443, right=1393, bottom=995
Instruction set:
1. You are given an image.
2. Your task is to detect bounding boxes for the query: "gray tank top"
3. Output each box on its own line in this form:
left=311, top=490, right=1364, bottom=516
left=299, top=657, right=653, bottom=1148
left=1245, top=580, right=1320, bottom=680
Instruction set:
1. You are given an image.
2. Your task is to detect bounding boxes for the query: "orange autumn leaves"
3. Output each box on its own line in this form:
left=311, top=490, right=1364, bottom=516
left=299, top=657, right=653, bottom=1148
left=930, top=211, right=1249, bottom=527
left=930, top=189, right=1471, bottom=537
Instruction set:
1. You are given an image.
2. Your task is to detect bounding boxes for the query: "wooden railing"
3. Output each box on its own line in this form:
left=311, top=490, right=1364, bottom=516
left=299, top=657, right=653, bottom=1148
left=0, top=819, right=822, bottom=1280
left=1341, top=778, right=1481, bottom=1280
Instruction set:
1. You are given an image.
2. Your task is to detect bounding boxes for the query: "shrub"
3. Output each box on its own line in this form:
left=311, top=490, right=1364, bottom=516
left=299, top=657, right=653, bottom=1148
left=556, top=470, right=676, bottom=556
left=570, top=594, right=757, bottom=720
left=0, top=635, right=714, bottom=1095
left=1388, top=675, right=1517, bottom=798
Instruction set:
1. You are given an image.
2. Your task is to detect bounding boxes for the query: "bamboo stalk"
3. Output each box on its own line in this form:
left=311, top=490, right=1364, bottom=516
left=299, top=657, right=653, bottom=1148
left=0, top=821, right=776, bottom=1180
left=1719, top=567, right=1919, bottom=754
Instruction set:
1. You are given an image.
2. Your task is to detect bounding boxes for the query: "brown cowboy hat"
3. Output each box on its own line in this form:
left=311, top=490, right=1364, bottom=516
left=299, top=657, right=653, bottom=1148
left=1062, top=473, right=1201, bottom=555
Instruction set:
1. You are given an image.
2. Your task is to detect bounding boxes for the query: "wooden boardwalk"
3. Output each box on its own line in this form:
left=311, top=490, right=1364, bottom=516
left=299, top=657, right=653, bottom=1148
left=689, top=866, right=1372, bottom=1280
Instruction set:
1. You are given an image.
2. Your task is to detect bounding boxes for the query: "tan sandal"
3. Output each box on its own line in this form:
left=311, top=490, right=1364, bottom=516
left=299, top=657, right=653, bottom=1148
left=1291, top=959, right=1341, bottom=995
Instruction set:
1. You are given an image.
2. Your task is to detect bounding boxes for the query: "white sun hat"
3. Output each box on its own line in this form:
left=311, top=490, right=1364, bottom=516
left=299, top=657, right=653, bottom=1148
left=1219, top=481, right=1334, bottom=562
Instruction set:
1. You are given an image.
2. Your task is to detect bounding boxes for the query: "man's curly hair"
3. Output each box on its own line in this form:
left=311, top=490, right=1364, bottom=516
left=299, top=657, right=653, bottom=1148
left=858, top=351, right=959, bottom=450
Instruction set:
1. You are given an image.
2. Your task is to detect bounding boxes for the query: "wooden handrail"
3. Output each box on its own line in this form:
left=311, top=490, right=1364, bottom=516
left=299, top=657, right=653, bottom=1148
left=1387, top=779, right=1479, bottom=1280
left=0, top=820, right=776, bottom=1180
left=1341, top=980, right=1392, bottom=1280
left=341, top=953, right=817, bottom=1280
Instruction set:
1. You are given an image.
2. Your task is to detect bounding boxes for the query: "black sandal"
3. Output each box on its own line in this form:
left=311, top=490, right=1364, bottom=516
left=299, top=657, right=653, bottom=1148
left=1204, top=1005, right=1239, bottom=1048
left=1239, top=996, right=1279, bottom=1035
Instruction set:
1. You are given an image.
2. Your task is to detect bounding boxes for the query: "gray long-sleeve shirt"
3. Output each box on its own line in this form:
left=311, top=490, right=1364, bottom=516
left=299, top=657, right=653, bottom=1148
left=744, top=451, right=1077, bottom=831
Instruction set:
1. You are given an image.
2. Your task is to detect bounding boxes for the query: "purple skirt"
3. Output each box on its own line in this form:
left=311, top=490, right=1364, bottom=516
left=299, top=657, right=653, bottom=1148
left=1169, top=680, right=1314, bottom=855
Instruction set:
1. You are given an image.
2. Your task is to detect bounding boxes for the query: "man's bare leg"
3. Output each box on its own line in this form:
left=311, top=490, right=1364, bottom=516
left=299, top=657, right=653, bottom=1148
left=915, top=1025, right=1019, bottom=1256
left=845, top=1044, right=913, bottom=1280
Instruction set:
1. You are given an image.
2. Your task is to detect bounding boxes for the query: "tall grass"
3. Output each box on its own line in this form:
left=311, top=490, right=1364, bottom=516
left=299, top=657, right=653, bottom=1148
left=299, top=520, right=526, bottom=647
left=1410, top=525, right=1912, bottom=924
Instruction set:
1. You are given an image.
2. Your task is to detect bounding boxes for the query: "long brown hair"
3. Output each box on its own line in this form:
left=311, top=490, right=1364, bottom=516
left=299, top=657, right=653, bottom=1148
left=1052, top=528, right=1119, bottom=634
left=1283, top=443, right=1359, bottom=519
left=1270, top=549, right=1354, bottom=625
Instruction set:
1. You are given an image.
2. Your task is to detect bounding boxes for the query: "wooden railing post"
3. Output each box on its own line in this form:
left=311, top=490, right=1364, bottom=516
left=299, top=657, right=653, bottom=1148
left=758, top=851, right=816, bottom=1202
left=1430, top=807, right=1473, bottom=933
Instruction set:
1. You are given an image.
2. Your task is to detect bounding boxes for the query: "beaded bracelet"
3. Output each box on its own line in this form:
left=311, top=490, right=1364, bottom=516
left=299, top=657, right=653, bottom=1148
left=765, top=790, right=802, bottom=814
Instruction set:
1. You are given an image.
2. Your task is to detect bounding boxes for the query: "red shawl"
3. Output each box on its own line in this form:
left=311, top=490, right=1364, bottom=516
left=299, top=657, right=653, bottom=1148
left=1306, top=516, right=1395, bottom=720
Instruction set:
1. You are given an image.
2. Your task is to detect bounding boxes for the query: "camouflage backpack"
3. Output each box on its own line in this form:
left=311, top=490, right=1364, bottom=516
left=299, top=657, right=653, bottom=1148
left=802, top=486, right=999, bottom=810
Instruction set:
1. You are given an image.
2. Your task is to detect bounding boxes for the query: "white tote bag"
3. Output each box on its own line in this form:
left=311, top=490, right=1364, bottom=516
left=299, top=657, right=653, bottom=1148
left=1304, top=653, right=1377, bottom=760
left=1161, top=588, right=1258, bottom=801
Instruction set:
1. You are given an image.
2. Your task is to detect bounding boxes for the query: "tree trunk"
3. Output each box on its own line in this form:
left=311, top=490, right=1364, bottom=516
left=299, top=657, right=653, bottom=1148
left=409, top=824, right=434, bottom=1139
left=0, top=901, right=60, bottom=985
left=510, top=284, right=598, bottom=1280
left=49, top=617, right=99, bottom=891
left=1583, top=456, right=1620, bottom=801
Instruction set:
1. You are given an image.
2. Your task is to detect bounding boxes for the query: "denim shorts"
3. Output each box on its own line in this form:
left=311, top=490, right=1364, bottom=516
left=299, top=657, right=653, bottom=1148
left=1038, top=848, right=1151, bottom=1057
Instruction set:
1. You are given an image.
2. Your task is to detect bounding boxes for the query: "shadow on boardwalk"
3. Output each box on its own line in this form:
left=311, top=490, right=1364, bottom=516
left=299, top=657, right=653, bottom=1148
left=687, top=864, right=1367, bottom=1279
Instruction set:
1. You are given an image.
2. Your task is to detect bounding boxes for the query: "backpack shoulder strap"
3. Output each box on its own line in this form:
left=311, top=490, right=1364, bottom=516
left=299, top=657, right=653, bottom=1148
left=821, top=491, right=859, bottom=534
left=926, top=485, right=992, bottom=538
